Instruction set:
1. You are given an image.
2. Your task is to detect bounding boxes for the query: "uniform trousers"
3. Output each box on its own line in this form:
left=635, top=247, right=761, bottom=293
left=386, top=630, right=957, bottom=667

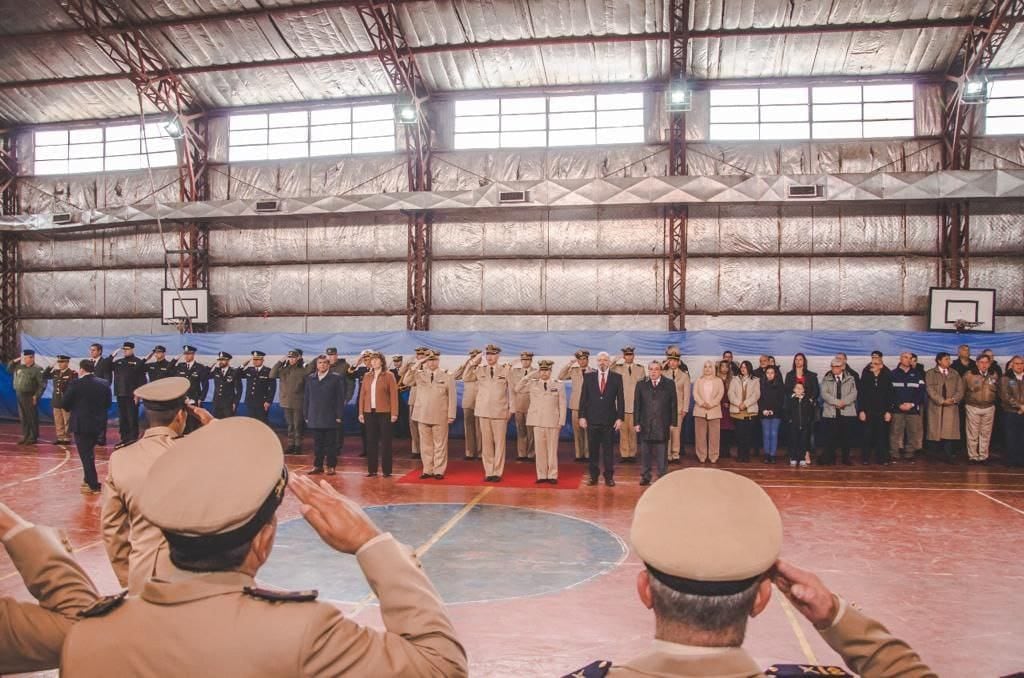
left=639, top=440, right=667, bottom=482
left=587, top=425, right=615, bottom=482
left=247, top=402, right=269, bottom=424
left=570, top=409, right=588, bottom=459
left=409, top=413, right=420, bottom=455
left=733, top=416, right=759, bottom=461
left=619, top=413, right=637, bottom=459
left=889, top=412, right=923, bottom=458
left=861, top=414, right=890, bottom=464
left=532, top=427, right=559, bottom=480
left=311, top=428, right=339, bottom=470
left=479, top=417, right=508, bottom=478
left=668, top=411, right=686, bottom=460
left=283, top=406, right=303, bottom=450
left=463, top=408, right=480, bottom=458
left=364, top=411, right=393, bottom=475
left=514, top=412, right=534, bottom=458
left=212, top=402, right=235, bottom=419
left=16, top=393, right=38, bottom=443
left=52, top=407, right=70, bottom=442
left=1005, top=412, right=1024, bottom=467
left=116, top=396, right=140, bottom=444
left=74, top=432, right=101, bottom=490
left=965, top=404, right=995, bottom=461
left=694, top=417, right=721, bottom=463
left=417, top=422, right=449, bottom=475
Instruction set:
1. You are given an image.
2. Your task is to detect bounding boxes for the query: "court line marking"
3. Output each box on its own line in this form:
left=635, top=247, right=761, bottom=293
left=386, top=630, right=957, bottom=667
left=778, top=595, right=819, bottom=664
left=758, top=484, right=1024, bottom=492
left=346, top=487, right=493, bottom=617
left=0, top=447, right=71, bottom=491
left=975, top=490, right=1024, bottom=516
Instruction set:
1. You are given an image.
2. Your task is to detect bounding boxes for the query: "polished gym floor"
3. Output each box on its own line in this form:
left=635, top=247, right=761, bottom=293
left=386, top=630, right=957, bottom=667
left=1, top=423, right=1022, bottom=677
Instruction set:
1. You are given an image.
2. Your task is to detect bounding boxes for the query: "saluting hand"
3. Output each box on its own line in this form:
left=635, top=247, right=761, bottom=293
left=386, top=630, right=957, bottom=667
left=771, top=559, right=840, bottom=630
left=187, top=403, right=214, bottom=427
left=289, top=474, right=381, bottom=554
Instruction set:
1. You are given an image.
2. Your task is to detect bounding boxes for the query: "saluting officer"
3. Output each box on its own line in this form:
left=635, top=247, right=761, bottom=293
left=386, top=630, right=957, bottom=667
left=402, top=350, right=457, bottom=480
left=516, top=360, right=566, bottom=484
left=559, top=349, right=594, bottom=463
left=144, top=345, right=175, bottom=381
left=511, top=351, right=535, bottom=461
left=325, top=348, right=354, bottom=454
left=664, top=346, right=692, bottom=464
left=210, top=352, right=243, bottom=419
left=172, top=345, right=210, bottom=406
left=398, top=347, right=429, bottom=459
left=8, top=350, right=45, bottom=445
left=612, top=346, right=646, bottom=464
left=43, top=354, right=77, bottom=445
left=240, top=351, right=276, bottom=424
left=270, top=348, right=314, bottom=453
left=463, top=344, right=514, bottom=482
left=110, top=342, right=149, bottom=448
left=453, top=349, right=482, bottom=460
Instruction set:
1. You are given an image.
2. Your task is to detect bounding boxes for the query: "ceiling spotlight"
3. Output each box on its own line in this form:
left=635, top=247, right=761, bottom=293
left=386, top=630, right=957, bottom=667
left=163, top=116, right=185, bottom=139
left=666, top=81, right=692, bottom=112
left=961, top=76, right=989, bottom=105
left=395, top=96, right=419, bottom=125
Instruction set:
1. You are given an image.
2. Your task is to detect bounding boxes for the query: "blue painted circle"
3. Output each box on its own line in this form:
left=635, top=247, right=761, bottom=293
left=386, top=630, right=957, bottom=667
left=261, top=503, right=627, bottom=604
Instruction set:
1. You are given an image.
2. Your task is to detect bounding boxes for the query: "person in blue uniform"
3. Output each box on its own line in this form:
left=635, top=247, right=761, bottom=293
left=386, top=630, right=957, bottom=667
left=210, top=352, right=243, bottom=419
left=109, top=342, right=148, bottom=448
left=241, top=351, right=276, bottom=424
left=145, top=345, right=175, bottom=381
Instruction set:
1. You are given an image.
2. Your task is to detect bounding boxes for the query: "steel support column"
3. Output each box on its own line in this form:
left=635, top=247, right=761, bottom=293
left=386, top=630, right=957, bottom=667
left=406, top=211, right=432, bottom=331
left=665, top=0, right=690, bottom=331
left=0, top=235, right=19, bottom=361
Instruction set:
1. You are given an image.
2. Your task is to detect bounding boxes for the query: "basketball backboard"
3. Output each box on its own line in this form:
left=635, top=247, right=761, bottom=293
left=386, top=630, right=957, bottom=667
left=928, top=288, right=996, bottom=333
left=161, top=288, right=210, bottom=325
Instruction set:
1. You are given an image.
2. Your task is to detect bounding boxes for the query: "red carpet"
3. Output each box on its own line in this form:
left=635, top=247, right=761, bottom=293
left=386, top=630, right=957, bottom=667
left=397, top=459, right=586, bottom=490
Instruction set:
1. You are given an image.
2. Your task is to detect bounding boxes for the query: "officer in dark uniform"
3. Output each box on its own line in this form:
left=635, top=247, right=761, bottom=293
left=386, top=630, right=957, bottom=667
left=43, top=354, right=77, bottom=445
left=85, top=343, right=113, bottom=446
left=240, top=351, right=276, bottom=424
left=110, top=342, right=149, bottom=448
left=325, top=347, right=354, bottom=454
left=209, top=352, right=243, bottom=419
left=173, top=345, right=210, bottom=434
left=145, top=345, right=175, bottom=381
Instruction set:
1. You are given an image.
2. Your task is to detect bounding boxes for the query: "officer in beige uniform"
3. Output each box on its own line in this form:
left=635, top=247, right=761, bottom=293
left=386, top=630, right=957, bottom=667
left=453, top=349, right=482, bottom=459
left=663, top=346, right=692, bottom=463
left=559, top=349, right=594, bottom=462
left=511, top=351, right=536, bottom=461
left=402, top=350, right=457, bottom=480
left=516, top=360, right=566, bottom=484
left=464, top=344, right=513, bottom=482
left=0, top=500, right=99, bottom=674
left=101, top=377, right=213, bottom=595
left=62, top=418, right=468, bottom=677
left=399, top=347, right=429, bottom=459
left=563, top=469, right=935, bottom=678
left=612, top=346, right=645, bottom=463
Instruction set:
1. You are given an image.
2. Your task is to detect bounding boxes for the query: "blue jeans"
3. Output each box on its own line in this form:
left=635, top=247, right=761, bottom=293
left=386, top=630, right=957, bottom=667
left=761, top=418, right=781, bottom=457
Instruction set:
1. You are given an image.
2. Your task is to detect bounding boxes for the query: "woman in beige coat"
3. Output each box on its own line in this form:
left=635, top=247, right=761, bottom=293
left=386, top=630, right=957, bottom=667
left=692, top=360, right=725, bottom=463
left=728, top=361, right=761, bottom=462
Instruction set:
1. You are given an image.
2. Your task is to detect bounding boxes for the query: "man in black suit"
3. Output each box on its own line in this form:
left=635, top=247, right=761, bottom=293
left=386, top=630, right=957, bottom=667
left=84, top=342, right=113, bottom=446
left=61, top=360, right=113, bottom=495
left=578, top=351, right=625, bottom=487
left=633, top=360, right=678, bottom=486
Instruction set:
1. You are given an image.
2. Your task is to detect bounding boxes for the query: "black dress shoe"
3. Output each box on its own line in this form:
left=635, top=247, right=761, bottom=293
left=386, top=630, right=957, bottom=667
left=548, top=479, right=558, bottom=485
left=326, top=468, right=336, bottom=476
left=420, top=473, right=431, bottom=480
left=605, top=479, right=616, bottom=487
left=434, top=474, right=444, bottom=480
left=358, top=451, right=367, bottom=457
left=639, top=478, right=651, bottom=486
left=535, top=478, right=545, bottom=484
left=493, top=476, right=502, bottom=482
left=383, top=473, right=392, bottom=478
left=308, top=468, right=324, bottom=475
left=365, top=472, right=378, bottom=477
left=585, top=477, right=597, bottom=486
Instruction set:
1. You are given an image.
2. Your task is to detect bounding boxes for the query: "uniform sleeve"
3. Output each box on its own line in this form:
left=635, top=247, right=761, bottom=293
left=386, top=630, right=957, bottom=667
left=0, top=526, right=100, bottom=675
left=817, top=600, right=936, bottom=678
left=270, top=361, right=283, bottom=379
left=679, top=373, right=691, bottom=414
left=401, top=366, right=418, bottom=387
left=558, top=384, right=567, bottom=419
left=447, top=376, right=457, bottom=420
left=462, top=365, right=478, bottom=383
left=100, top=471, right=131, bottom=588
left=300, top=535, right=467, bottom=678
left=557, top=363, right=572, bottom=380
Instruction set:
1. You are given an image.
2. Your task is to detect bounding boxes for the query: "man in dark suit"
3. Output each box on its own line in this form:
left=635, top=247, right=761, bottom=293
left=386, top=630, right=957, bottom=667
left=84, top=342, right=113, bottom=446
left=578, top=351, right=625, bottom=487
left=303, top=355, right=348, bottom=475
left=61, top=360, right=113, bottom=495
left=633, top=360, right=679, bottom=486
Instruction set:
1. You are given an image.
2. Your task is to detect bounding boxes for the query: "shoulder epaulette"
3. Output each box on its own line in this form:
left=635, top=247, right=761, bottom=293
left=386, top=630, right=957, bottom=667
left=79, top=590, right=128, bottom=618
left=561, top=660, right=612, bottom=678
left=243, top=586, right=318, bottom=602
left=765, top=664, right=853, bottom=677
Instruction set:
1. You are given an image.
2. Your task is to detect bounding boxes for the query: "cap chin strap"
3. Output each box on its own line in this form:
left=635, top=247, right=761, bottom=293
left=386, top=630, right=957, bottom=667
left=646, top=563, right=763, bottom=597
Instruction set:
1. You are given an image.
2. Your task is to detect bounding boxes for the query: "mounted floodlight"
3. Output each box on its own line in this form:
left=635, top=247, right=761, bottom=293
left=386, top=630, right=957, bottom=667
left=163, top=116, right=185, bottom=139
left=666, top=81, right=693, bottom=112
left=395, top=96, right=419, bottom=125
left=961, top=76, right=989, bottom=105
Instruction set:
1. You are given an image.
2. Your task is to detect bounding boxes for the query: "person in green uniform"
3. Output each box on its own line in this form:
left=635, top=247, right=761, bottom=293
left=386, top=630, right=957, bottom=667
left=8, top=350, right=46, bottom=445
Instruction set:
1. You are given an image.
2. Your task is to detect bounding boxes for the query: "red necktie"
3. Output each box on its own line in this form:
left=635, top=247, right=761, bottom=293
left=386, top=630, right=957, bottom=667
left=600, top=372, right=606, bottom=394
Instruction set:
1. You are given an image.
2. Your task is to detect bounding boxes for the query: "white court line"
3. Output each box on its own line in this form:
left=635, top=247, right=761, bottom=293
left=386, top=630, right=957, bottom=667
left=0, top=447, right=71, bottom=491
left=975, top=490, right=1024, bottom=516
left=759, top=484, right=1024, bottom=492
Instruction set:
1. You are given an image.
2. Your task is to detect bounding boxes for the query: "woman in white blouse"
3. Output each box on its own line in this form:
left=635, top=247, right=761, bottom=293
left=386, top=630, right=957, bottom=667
left=692, top=360, right=725, bottom=463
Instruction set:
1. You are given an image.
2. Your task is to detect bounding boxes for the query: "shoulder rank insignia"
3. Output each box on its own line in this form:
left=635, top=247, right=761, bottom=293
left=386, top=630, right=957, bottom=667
left=79, top=590, right=128, bottom=618
left=243, top=586, right=318, bottom=602
left=561, top=660, right=612, bottom=678
left=765, top=664, right=853, bottom=677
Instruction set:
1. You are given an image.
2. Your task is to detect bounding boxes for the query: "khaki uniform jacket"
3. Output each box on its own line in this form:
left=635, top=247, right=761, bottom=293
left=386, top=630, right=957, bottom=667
left=691, top=376, right=725, bottom=420
left=62, top=534, right=468, bottom=678
left=999, top=371, right=1024, bottom=413
left=558, top=363, right=595, bottom=410
left=101, top=427, right=178, bottom=594
left=403, top=367, right=457, bottom=425
left=728, top=376, right=761, bottom=417
left=517, top=374, right=567, bottom=428
left=453, top=359, right=478, bottom=409
left=270, top=360, right=315, bottom=408
left=464, top=362, right=513, bottom=419
left=663, top=367, right=691, bottom=415
left=964, top=370, right=999, bottom=408
left=612, top=361, right=646, bottom=414
left=399, top=358, right=419, bottom=407
left=925, top=368, right=964, bottom=440
left=510, top=365, right=534, bottom=413
left=0, top=525, right=99, bottom=675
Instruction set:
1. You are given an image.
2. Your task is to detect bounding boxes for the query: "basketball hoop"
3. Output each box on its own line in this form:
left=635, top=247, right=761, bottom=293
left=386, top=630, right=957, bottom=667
left=173, top=316, right=191, bottom=334
left=953, top=318, right=983, bottom=333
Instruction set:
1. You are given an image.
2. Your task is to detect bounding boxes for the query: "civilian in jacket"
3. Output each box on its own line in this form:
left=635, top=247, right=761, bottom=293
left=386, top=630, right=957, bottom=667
left=889, top=352, right=926, bottom=463
left=925, top=352, right=964, bottom=464
left=728, top=361, right=761, bottom=463
left=325, top=348, right=354, bottom=454
left=578, top=352, right=625, bottom=487
left=403, top=350, right=457, bottom=479
left=820, top=359, right=859, bottom=466
left=517, top=360, right=567, bottom=483
left=43, top=355, right=76, bottom=445
left=633, top=361, right=677, bottom=485
left=999, top=356, right=1024, bottom=467
left=61, top=360, right=113, bottom=494
left=358, top=353, right=399, bottom=477
left=303, top=356, right=347, bottom=475
left=858, top=355, right=895, bottom=465
left=964, top=354, right=999, bottom=463
left=784, top=353, right=819, bottom=400
left=271, top=349, right=314, bottom=453
left=692, top=361, right=725, bottom=464
left=8, top=350, right=46, bottom=445
left=784, top=383, right=817, bottom=467
left=758, top=366, right=786, bottom=464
